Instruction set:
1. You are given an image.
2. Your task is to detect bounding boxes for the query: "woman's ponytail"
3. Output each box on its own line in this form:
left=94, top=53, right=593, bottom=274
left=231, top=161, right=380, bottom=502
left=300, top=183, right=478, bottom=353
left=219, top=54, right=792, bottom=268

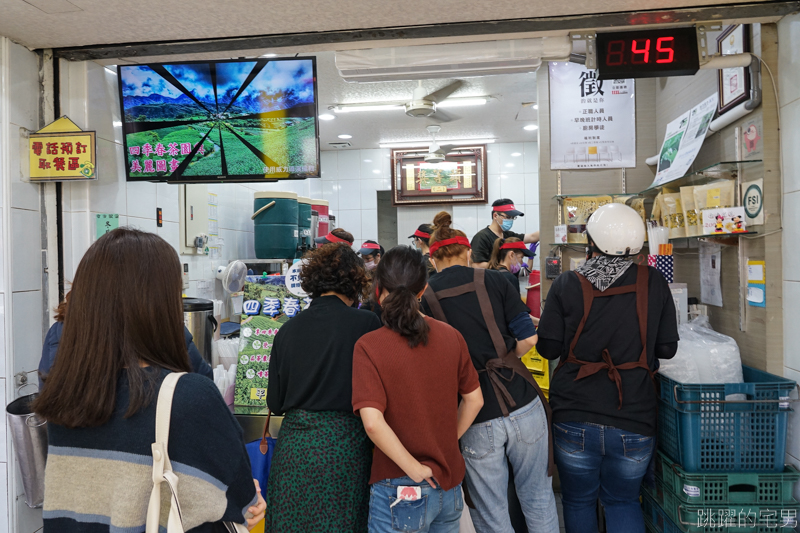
left=374, top=246, right=429, bottom=348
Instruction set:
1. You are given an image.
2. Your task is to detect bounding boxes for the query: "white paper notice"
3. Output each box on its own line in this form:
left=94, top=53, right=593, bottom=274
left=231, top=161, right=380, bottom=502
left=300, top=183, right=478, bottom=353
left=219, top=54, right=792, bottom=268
left=747, top=263, right=764, bottom=282
left=699, top=241, right=723, bottom=307
left=549, top=62, right=636, bottom=170
left=653, top=94, right=718, bottom=186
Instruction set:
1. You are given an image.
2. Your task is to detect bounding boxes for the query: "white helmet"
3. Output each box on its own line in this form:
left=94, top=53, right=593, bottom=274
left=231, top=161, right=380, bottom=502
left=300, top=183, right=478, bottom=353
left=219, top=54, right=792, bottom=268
left=586, top=203, right=645, bottom=256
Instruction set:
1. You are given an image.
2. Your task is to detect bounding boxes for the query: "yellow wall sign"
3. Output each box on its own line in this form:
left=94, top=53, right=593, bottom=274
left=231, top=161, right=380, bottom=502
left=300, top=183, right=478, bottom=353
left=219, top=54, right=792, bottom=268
left=29, top=116, right=96, bottom=182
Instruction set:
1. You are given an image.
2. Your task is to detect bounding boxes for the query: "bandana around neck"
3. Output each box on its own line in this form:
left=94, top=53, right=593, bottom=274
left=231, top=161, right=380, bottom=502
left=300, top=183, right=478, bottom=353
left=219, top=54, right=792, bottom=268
left=575, top=255, right=634, bottom=292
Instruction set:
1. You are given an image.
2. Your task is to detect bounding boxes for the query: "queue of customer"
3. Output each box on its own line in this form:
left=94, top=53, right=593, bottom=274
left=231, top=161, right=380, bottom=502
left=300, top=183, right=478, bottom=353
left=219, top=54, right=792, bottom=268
left=35, top=198, right=670, bottom=533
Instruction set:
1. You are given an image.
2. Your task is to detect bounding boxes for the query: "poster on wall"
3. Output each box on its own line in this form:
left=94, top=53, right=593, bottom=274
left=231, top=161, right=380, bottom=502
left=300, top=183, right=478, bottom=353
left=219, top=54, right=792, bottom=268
left=653, top=94, right=718, bottom=186
left=29, top=116, right=96, bottom=182
left=549, top=62, right=636, bottom=170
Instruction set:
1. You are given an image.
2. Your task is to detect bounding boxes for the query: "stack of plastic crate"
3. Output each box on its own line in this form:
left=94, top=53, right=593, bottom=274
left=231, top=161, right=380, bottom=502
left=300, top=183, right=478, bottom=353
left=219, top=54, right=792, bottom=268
left=642, top=365, right=800, bottom=532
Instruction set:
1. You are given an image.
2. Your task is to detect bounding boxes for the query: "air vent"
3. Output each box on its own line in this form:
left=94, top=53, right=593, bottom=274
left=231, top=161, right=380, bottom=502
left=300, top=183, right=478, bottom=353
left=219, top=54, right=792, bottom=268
left=328, top=142, right=351, bottom=149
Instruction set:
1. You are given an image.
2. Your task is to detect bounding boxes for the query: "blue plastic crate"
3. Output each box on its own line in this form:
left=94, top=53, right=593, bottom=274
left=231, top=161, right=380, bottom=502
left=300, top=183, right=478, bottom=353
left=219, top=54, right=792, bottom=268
left=657, top=366, right=796, bottom=473
left=657, top=366, right=796, bottom=414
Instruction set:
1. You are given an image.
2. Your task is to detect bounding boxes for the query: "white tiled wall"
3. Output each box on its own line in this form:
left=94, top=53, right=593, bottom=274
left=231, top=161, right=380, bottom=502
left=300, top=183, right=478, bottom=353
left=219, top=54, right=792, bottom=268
left=319, top=142, right=540, bottom=268
left=779, top=13, right=800, bottom=500
left=1, top=36, right=40, bottom=533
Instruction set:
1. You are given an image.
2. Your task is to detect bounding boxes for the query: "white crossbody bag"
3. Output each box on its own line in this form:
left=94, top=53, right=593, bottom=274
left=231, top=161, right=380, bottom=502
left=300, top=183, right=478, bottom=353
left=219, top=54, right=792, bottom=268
left=146, top=372, right=250, bottom=533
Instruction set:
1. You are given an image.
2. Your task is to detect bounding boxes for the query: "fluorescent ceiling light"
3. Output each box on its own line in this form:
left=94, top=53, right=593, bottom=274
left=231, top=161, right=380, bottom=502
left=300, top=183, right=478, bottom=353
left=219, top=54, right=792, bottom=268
left=338, top=134, right=353, bottom=139
left=318, top=114, right=336, bottom=121
left=334, top=104, right=403, bottom=113
left=261, top=53, right=278, bottom=57
left=511, top=152, right=522, bottom=157
left=379, top=138, right=496, bottom=149
left=437, top=97, right=488, bottom=108
left=524, top=124, right=539, bottom=131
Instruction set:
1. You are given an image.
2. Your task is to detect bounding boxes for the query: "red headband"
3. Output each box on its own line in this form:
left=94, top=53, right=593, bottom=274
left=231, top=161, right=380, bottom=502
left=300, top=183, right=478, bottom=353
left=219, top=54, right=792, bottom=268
left=500, top=241, right=527, bottom=251
left=361, top=242, right=381, bottom=250
left=413, top=229, right=431, bottom=239
left=429, top=236, right=471, bottom=255
left=493, top=204, right=517, bottom=212
left=324, top=233, right=350, bottom=244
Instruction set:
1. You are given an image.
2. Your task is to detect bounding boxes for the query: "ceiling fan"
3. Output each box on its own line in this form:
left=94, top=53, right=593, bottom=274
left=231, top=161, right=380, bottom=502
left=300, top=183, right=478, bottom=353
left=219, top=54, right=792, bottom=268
left=404, top=80, right=463, bottom=121
left=412, top=125, right=456, bottom=164
left=333, top=80, right=469, bottom=122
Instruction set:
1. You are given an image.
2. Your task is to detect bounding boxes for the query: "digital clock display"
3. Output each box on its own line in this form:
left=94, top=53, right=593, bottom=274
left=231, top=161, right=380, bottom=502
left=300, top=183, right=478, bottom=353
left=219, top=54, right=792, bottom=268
left=596, top=27, right=699, bottom=80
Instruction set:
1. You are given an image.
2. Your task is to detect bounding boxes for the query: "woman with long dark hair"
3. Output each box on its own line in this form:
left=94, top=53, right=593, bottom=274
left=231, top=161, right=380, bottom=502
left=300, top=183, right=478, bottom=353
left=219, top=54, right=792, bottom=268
left=266, top=242, right=382, bottom=532
left=352, top=246, right=483, bottom=532
left=420, top=212, right=558, bottom=533
left=34, top=228, right=265, bottom=533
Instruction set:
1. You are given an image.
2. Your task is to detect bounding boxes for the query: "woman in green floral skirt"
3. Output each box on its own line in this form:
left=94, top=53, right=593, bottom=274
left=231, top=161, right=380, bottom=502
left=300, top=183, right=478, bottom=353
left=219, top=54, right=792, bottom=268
left=266, top=242, right=382, bottom=532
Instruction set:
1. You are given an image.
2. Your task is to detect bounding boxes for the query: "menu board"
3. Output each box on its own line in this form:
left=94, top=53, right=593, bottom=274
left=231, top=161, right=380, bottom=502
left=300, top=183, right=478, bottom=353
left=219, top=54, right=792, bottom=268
left=234, top=275, right=311, bottom=407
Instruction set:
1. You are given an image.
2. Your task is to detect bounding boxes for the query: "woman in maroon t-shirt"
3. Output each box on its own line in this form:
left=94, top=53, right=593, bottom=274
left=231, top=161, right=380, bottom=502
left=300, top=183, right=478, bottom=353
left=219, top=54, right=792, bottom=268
left=352, top=246, right=484, bottom=533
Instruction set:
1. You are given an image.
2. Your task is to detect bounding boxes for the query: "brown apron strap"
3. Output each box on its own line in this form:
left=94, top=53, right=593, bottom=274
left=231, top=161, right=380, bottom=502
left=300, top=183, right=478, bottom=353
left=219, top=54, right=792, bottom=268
left=259, top=410, right=273, bottom=454
left=635, top=265, right=650, bottom=367
left=423, top=285, right=447, bottom=322
left=472, top=269, right=555, bottom=477
left=434, top=283, right=477, bottom=300
left=472, top=269, right=509, bottom=360
left=559, top=265, right=657, bottom=410
left=553, top=273, right=595, bottom=377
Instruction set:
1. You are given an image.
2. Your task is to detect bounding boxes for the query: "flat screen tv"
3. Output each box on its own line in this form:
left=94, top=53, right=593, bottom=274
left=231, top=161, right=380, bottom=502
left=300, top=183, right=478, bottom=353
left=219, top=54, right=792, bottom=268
left=117, top=57, right=319, bottom=183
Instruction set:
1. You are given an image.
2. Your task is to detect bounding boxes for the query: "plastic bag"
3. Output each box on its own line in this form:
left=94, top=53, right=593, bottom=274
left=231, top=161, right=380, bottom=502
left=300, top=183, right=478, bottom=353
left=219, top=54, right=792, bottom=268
left=658, top=316, right=744, bottom=388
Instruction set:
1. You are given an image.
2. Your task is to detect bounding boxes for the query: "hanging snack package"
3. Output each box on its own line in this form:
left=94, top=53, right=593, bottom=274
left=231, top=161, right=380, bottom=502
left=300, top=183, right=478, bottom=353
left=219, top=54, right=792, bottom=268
left=680, top=186, right=701, bottom=237
left=694, top=180, right=735, bottom=219
left=563, top=196, right=598, bottom=244
left=660, top=192, right=686, bottom=239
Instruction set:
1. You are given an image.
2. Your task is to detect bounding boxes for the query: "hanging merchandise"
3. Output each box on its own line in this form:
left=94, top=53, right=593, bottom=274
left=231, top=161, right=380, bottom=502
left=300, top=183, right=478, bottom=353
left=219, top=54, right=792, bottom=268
left=548, top=62, right=636, bottom=169
left=699, top=241, right=723, bottom=307
left=653, top=94, right=718, bottom=186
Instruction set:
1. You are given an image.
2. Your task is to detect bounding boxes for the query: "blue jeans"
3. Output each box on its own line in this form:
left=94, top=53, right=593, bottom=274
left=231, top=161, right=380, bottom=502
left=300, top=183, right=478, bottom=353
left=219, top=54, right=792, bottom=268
left=460, top=397, right=559, bottom=533
left=553, top=421, right=655, bottom=533
left=368, top=476, right=463, bottom=533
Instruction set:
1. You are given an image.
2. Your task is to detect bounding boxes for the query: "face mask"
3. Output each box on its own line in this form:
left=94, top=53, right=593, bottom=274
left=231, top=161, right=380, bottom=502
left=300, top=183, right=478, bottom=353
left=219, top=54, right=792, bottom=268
left=501, top=218, right=514, bottom=232
left=365, top=260, right=376, bottom=270
left=510, top=261, right=521, bottom=274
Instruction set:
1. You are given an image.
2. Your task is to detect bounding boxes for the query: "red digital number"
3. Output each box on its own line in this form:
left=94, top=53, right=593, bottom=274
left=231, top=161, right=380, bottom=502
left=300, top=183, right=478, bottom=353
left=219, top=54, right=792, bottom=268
left=606, top=40, right=625, bottom=66
left=656, top=36, right=675, bottom=63
left=631, top=39, right=651, bottom=64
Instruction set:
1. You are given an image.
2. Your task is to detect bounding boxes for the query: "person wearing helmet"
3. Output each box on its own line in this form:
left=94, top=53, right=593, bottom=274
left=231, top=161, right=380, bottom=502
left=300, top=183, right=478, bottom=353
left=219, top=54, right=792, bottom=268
left=471, top=199, right=539, bottom=269
left=536, top=204, right=679, bottom=533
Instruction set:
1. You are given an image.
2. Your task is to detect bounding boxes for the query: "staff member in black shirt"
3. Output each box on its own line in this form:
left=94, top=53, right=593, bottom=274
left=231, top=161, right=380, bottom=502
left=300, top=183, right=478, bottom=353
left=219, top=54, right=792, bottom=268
left=487, top=236, right=536, bottom=290
left=537, top=204, right=679, bottom=533
left=410, top=223, right=437, bottom=275
left=471, top=199, right=539, bottom=269
left=314, top=227, right=355, bottom=246
left=266, top=242, right=382, bottom=532
left=421, top=211, right=558, bottom=533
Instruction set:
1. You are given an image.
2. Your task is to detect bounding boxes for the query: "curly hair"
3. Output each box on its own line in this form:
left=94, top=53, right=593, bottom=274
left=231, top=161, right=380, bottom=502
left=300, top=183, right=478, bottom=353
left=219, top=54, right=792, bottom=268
left=301, top=243, right=368, bottom=301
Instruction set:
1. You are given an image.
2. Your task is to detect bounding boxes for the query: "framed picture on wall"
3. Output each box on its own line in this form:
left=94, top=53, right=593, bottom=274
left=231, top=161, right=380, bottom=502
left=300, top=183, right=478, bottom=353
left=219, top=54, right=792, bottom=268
left=390, top=145, right=488, bottom=206
left=717, top=24, right=751, bottom=115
